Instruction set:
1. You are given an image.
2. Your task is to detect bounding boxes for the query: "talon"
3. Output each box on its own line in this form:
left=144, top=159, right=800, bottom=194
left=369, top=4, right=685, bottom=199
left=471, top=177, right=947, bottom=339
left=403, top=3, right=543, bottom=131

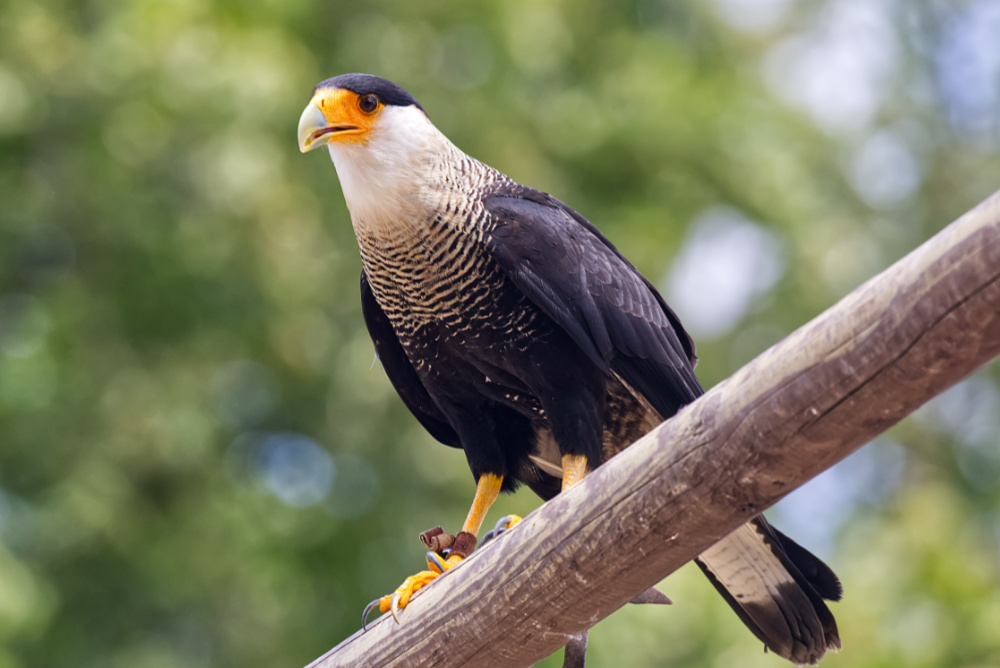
left=362, top=597, right=387, bottom=631
left=426, top=550, right=447, bottom=574
left=390, top=591, right=402, bottom=624
left=479, top=514, right=522, bottom=548
left=362, top=474, right=505, bottom=630
left=496, top=514, right=522, bottom=533
left=369, top=567, right=448, bottom=629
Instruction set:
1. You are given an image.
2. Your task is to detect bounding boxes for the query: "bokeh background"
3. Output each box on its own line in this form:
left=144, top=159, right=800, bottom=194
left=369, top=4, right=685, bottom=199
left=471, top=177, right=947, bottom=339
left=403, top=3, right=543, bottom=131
left=2, top=0, right=999, bottom=666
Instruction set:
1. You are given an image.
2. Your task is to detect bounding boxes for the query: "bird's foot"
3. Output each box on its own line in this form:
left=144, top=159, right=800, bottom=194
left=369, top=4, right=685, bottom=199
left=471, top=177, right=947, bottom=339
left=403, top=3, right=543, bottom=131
left=478, top=514, right=522, bottom=548
left=362, top=530, right=478, bottom=630
left=361, top=555, right=460, bottom=629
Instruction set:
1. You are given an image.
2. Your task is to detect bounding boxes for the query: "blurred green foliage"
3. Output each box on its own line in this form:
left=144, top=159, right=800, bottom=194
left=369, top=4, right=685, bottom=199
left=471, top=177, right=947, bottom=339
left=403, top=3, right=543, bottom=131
left=1, top=0, right=999, bottom=666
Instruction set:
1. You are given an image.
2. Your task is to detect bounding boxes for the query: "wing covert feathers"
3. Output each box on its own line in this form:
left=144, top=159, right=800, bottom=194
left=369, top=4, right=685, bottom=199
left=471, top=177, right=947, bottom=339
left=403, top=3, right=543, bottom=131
left=483, top=187, right=701, bottom=419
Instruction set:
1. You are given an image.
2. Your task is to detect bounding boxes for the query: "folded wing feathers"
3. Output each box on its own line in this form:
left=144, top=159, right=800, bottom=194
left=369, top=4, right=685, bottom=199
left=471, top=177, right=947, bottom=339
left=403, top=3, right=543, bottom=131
left=480, top=186, right=839, bottom=664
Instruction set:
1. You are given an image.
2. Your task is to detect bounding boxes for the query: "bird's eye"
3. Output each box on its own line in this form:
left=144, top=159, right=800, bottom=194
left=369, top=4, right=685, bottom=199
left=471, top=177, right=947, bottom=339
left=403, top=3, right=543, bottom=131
left=358, top=95, right=379, bottom=114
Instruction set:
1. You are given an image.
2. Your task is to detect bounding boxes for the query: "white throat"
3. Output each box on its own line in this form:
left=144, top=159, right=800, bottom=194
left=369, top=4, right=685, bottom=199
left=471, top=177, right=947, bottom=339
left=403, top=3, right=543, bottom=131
left=325, top=105, right=459, bottom=235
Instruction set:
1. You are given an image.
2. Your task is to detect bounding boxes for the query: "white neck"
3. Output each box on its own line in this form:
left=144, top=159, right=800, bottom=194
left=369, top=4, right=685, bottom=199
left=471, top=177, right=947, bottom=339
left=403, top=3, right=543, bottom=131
left=325, top=105, right=461, bottom=237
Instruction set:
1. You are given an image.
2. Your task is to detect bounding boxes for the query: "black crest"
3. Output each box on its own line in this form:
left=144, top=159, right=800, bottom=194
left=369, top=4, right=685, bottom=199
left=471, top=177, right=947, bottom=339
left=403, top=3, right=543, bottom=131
left=315, top=73, right=424, bottom=111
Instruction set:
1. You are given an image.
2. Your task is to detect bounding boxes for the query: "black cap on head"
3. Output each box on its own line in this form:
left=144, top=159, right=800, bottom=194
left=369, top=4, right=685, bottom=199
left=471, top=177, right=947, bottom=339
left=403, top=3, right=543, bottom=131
left=314, top=74, right=424, bottom=111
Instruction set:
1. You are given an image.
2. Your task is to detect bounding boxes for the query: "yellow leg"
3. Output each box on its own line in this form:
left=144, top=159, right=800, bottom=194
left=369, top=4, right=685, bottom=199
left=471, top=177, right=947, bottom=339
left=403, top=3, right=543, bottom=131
left=365, top=473, right=504, bottom=627
left=561, top=453, right=590, bottom=491
left=460, top=472, right=503, bottom=535
left=482, top=456, right=586, bottom=554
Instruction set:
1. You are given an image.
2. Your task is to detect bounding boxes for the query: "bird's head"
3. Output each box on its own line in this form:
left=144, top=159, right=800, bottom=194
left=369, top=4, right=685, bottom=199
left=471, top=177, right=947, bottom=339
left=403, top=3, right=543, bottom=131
left=297, top=74, right=430, bottom=153
left=298, top=74, right=454, bottom=222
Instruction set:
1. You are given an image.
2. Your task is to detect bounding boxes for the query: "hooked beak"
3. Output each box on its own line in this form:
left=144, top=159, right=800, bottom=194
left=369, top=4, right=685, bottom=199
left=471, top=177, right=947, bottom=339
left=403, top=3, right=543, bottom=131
left=298, top=89, right=373, bottom=153
left=298, top=101, right=343, bottom=153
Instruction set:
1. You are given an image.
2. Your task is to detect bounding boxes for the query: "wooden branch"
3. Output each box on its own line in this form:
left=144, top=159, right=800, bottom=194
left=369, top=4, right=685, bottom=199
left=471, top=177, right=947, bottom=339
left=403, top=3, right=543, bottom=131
left=308, top=190, right=1000, bottom=668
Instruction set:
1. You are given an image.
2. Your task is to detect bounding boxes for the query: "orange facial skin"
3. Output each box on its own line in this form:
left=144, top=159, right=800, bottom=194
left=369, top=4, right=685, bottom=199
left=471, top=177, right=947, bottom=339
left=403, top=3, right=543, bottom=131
left=298, top=88, right=381, bottom=152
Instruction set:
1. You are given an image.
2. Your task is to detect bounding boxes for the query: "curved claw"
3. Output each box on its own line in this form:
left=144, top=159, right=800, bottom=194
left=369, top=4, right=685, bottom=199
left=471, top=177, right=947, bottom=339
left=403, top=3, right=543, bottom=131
left=362, top=597, right=385, bottom=631
left=478, top=529, right=495, bottom=548
left=426, top=550, right=448, bottom=574
left=361, top=555, right=465, bottom=630
left=390, top=591, right=402, bottom=624
left=479, top=514, right=522, bottom=548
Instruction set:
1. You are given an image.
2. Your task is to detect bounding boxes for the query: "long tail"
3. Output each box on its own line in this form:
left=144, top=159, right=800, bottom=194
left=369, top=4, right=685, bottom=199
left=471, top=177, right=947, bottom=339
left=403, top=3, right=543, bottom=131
left=529, top=375, right=843, bottom=665
left=695, top=516, right=842, bottom=665
left=601, top=375, right=843, bottom=664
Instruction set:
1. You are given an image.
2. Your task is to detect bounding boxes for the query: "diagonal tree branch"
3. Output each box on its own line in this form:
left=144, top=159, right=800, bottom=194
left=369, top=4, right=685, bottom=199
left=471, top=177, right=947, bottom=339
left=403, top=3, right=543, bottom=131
left=308, top=189, right=1000, bottom=668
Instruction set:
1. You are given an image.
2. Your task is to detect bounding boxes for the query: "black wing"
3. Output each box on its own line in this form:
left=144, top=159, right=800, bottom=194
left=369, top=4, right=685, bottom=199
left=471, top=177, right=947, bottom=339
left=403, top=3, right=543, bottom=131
left=484, top=188, right=842, bottom=662
left=359, top=270, right=461, bottom=448
left=482, top=185, right=701, bottom=419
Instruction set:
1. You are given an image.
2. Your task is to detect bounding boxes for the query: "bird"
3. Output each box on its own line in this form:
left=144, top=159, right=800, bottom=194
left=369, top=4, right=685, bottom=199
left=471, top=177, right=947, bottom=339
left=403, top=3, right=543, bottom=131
left=298, top=73, right=843, bottom=665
